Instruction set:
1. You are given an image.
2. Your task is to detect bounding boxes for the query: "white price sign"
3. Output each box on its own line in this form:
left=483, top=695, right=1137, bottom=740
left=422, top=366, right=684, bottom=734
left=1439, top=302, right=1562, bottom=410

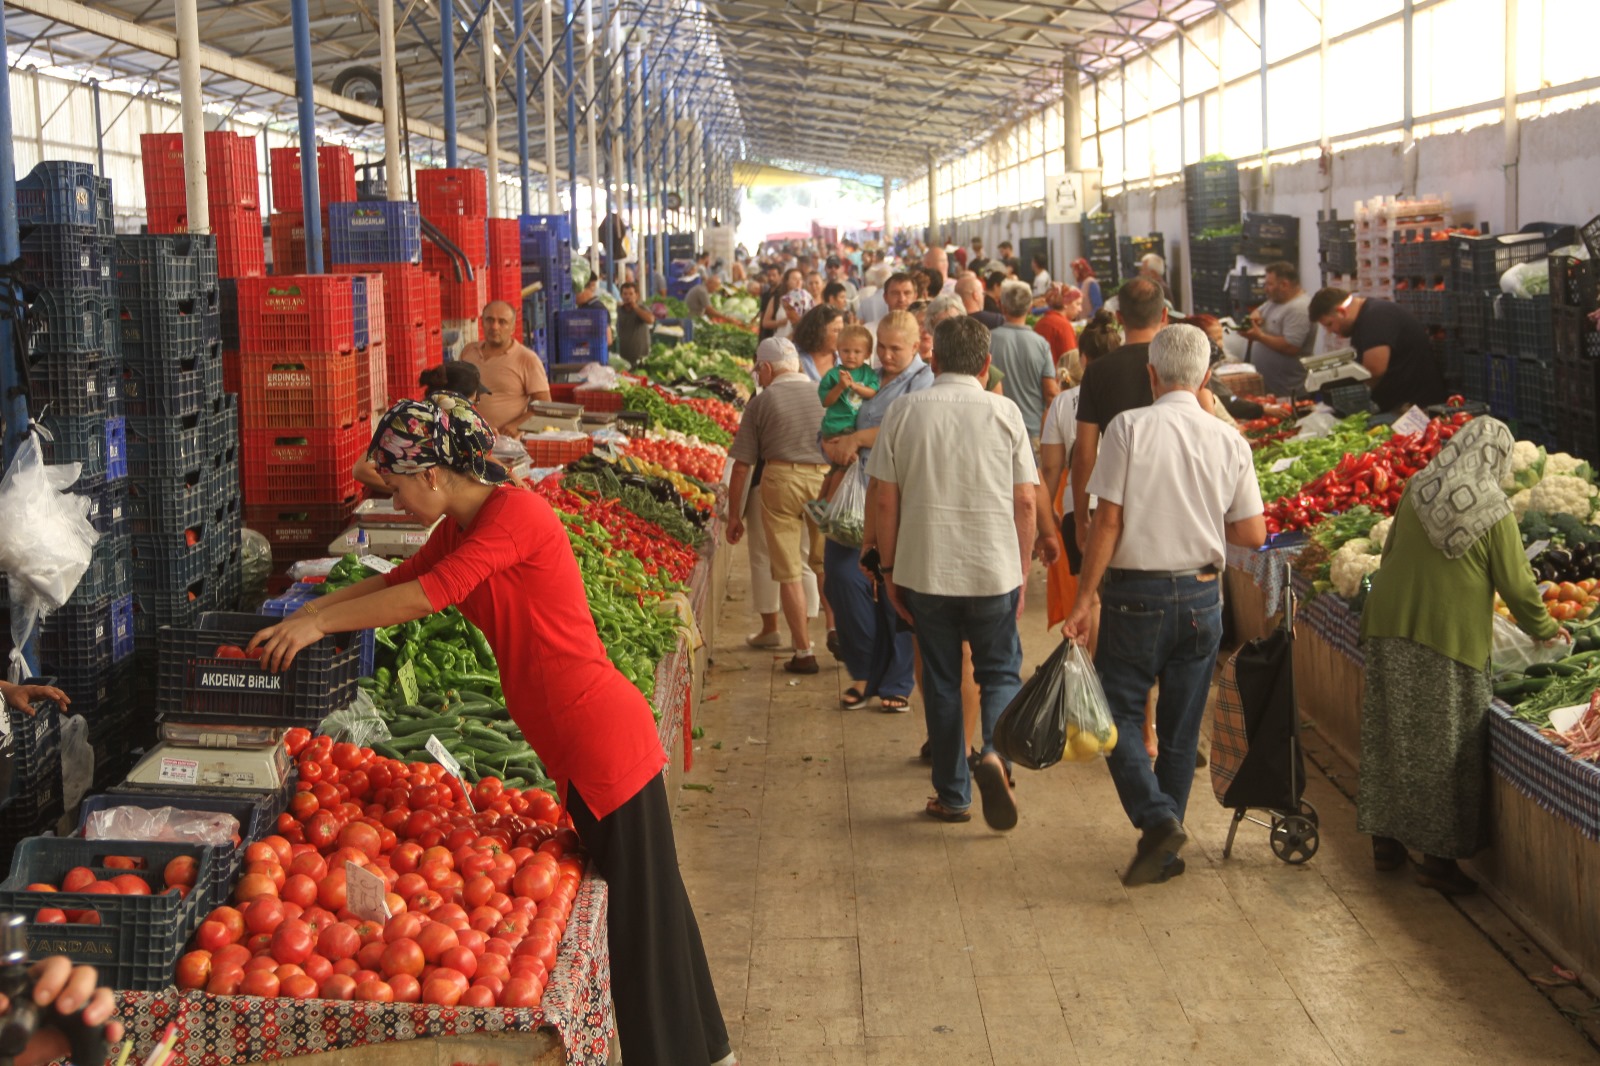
left=425, top=735, right=476, bottom=812
left=344, top=861, right=391, bottom=921
left=1525, top=538, right=1550, bottom=562
left=1269, top=457, right=1297, bottom=474
left=359, top=555, right=396, bottom=574
left=1392, top=406, right=1431, bottom=437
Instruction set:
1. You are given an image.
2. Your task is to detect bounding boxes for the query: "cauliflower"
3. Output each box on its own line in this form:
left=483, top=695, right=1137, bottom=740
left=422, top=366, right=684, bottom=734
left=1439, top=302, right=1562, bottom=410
left=1526, top=475, right=1598, bottom=521
left=1511, top=489, right=1535, bottom=520
left=1543, top=452, right=1590, bottom=480
left=1331, top=549, right=1383, bottom=598
left=1369, top=517, right=1395, bottom=551
left=1335, top=537, right=1373, bottom=558
left=1503, top=440, right=1544, bottom=491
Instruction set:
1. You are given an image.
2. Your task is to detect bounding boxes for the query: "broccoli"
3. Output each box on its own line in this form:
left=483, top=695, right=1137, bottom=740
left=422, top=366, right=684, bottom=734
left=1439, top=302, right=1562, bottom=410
left=1550, top=512, right=1600, bottom=547
left=1520, top=510, right=1554, bottom=544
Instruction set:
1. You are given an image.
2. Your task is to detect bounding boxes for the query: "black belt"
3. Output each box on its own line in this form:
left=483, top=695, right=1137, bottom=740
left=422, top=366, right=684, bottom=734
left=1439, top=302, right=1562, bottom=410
left=1105, top=565, right=1219, bottom=582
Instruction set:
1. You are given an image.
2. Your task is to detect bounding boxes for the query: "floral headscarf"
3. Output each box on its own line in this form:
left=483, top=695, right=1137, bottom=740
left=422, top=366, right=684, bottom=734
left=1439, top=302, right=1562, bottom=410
left=1407, top=416, right=1513, bottom=559
left=366, top=395, right=510, bottom=485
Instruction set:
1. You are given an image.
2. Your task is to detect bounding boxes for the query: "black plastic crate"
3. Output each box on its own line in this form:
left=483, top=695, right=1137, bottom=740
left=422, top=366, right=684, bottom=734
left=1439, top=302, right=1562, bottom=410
left=156, top=611, right=359, bottom=725
left=3, top=702, right=62, bottom=802
left=1318, top=216, right=1356, bottom=241
left=206, top=393, right=238, bottom=458
left=218, top=278, right=239, bottom=348
left=20, top=224, right=100, bottom=292
left=1508, top=295, right=1554, bottom=359
left=16, top=162, right=99, bottom=229
left=1455, top=293, right=1495, bottom=353
left=1242, top=212, right=1297, bottom=243
left=130, top=530, right=209, bottom=591
left=0, top=837, right=214, bottom=991
left=1486, top=295, right=1518, bottom=354
left=199, top=341, right=224, bottom=401
left=1550, top=254, right=1600, bottom=311
left=41, top=586, right=130, bottom=676
left=1190, top=235, right=1241, bottom=272
left=70, top=535, right=131, bottom=605
left=113, top=234, right=209, bottom=301
left=1240, top=237, right=1298, bottom=265
left=1395, top=287, right=1454, bottom=327
left=1117, top=234, right=1165, bottom=281
left=74, top=480, right=130, bottom=541
left=1488, top=352, right=1518, bottom=421
left=132, top=585, right=203, bottom=644
left=1452, top=226, right=1574, bottom=292
left=126, top=412, right=205, bottom=479
left=1081, top=215, right=1116, bottom=243
left=25, top=350, right=105, bottom=418
left=120, top=354, right=204, bottom=418
left=118, top=299, right=205, bottom=352
left=1227, top=273, right=1267, bottom=312
left=94, top=176, right=113, bottom=237
left=97, top=239, right=116, bottom=301
left=127, top=471, right=207, bottom=535
left=25, top=289, right=111, bottom=354
left=35, top=411, right=105, bottom=486
left=1321, top=240, right=1358, bottom=275
left=1516, top=352, right=1558, bottom=431
left=1393, top=231, right=1455, bottom=278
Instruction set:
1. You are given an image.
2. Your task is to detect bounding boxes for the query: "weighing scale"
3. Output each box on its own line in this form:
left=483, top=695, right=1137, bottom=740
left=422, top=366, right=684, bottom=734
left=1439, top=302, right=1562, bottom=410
left=123, top=722, right=293, bottom=793
left=328, top=497, right=442, bottom=559
left=522, top=402, right=584, bottom=434
left=1301, top=347, right=1372, bottom=392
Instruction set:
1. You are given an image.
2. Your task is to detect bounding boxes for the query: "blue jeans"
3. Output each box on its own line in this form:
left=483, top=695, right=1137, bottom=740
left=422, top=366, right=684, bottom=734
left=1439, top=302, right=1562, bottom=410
left=903, top=587, right=1023, bottom=811
left=1095, top=573, right=1223, bottom=830
left=823, top=540, right=915, bottom=698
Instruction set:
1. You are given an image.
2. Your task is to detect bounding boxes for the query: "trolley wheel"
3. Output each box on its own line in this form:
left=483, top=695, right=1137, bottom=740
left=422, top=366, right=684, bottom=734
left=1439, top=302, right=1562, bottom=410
left=1270, top=815, right=1320, bottom=864
left=1299, top=799, right=1319, bottom=826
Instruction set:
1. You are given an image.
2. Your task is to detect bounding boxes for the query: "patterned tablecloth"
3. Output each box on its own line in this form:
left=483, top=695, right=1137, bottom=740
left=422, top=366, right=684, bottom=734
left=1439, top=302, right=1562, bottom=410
left=1225, top=543, right=1304, bottom=616
left=114, top=875, right=614, bottom=1066
left=1295, top=586, right=1365, bottom=669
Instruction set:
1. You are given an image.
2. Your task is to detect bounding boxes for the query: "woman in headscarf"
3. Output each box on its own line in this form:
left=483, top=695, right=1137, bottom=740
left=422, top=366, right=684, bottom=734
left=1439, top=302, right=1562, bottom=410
left=1358, top=417, right=1565, bottom=894
left=353, top=361, right=491, bottom=495
left=251, top=398, right=734, bottom=1066
left=1033, top=284, right=1083, bottom=369
left=1071, top=258, right=1104, bottom=316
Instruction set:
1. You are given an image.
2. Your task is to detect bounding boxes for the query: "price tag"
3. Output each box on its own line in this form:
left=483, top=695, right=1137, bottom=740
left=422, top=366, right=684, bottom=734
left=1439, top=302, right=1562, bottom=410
left=396, top=660, right=419, bottom=706
left=345, top=861, right=391, bottom=921
left=1269, top=457, right=1297, bottom=474
left=359, top=555, right=396, bottom=574
left=1392, top=406, right=1431, bottom=437
left=1525, top=538, right=1550, bottom=561
left=425, top=735, right=476, bottom=812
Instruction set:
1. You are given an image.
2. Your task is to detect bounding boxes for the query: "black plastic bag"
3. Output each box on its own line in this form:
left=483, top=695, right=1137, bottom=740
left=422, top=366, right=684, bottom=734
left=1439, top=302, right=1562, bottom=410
left=994, top=640, right=1072, bottom=771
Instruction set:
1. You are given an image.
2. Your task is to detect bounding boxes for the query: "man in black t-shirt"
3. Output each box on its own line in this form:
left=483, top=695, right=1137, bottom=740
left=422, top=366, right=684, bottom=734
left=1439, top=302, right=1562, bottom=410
left=1310, top=288, right=1447, bottom=412
left=1071, top=278, right=1169, bottom=551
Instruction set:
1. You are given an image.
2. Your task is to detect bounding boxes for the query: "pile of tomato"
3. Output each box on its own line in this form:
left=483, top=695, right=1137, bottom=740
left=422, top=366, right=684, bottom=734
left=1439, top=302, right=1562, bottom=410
left=679, top=396, right=741, bottom=437
left=174, top=730, right=582, bottom=1009
left=621, top=437, right=725, bottom=483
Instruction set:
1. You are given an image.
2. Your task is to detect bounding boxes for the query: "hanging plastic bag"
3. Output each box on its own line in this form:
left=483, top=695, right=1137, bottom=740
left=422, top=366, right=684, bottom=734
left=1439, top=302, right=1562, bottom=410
left=820, top=463, right=867, bottom=547
left=0, top=435, right=99, bottom=676
left=59, top=714, right=92, bottom=813
left=994, top=640, right=1118, bottom=771
left=318, top=689, right=392, bottom=749
left=1491, top=612, right=1566, bottom=678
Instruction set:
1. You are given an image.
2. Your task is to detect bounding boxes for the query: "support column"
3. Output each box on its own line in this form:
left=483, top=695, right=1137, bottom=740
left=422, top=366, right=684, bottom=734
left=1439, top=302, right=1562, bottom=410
left=1503, top=0, right=1520, bottom=230
left=0, top=2, right=35, bottom=673
left=542, top=0, right=559, bottom=213
left=882, top=175, right=892, bottom=243
left=513, top=0, right=530, bottom=214
left=1259, top=0, right=1270, bottom=195
left=926, top=151, right=937, bottom=246
left=290, top=0, right=321, bottom=271
left=583, top=0, right=599, bottom=269
left=1400, top=0, right=1417, bottom=196
left=639, top=42, right=654, bottom=297
left=442, top=0, right=458, bottom=167
left=563, top=0, right=578, bottom=242
left=1319, top=0, right=1332, bottom=217
left=174, top=0, right=209, bottom=233
left=380, top=0, right=403, bottom=201
left=1063, top=64, right=1082, bottom=172
left=624, top=40, right=638, bottom=287
left=483, top=2, right=499, bottom=217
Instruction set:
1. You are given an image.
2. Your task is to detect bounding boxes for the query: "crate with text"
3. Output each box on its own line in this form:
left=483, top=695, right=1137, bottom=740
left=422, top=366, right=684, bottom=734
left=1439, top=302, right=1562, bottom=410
left=240, top=425, right=366, bottom=506
left=236, top=274, right=357, bottom=355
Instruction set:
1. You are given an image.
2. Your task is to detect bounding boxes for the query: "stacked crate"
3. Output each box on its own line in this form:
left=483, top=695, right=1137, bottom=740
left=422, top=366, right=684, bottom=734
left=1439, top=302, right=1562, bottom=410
left=138, top=132, right=266, bottom=279
left=1116, top=234, right=1164, bottom=289
left=267, top=145, right=358, bottom=273
left=237, top=275, right=368, bottom=568
left=1079, top=214, right=1117, bottom=286
left=1391, top=225, right=1457, bottom=396
left=487, top=219, right=524, bottom=339
left=328, top=200, right=437, bottom=406
left=1230, top=213, right=1299, bottom=319
left=418, top=169, right=488, bottom=323
left=1354, top=194, right=1452, bottom=301
left=115, top=234, right=231, bottom=637
left=520, top=213, right=575, bottom=364
left=16, top=161, right=134, bottom=787
left=1551, top=242, right=1600, bottom=462
left=1183, top=159, right=1241, bottom=318
left=1317, top=211, right=1357, bottom=290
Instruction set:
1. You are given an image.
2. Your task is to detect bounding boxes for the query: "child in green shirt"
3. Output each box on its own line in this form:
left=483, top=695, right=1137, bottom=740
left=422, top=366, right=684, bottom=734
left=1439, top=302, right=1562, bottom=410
left=817, top=324, right=880, bottom=499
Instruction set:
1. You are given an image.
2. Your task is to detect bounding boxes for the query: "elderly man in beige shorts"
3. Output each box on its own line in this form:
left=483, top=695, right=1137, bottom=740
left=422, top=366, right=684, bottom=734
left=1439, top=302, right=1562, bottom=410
left=725, top=338, right=831, bottom=674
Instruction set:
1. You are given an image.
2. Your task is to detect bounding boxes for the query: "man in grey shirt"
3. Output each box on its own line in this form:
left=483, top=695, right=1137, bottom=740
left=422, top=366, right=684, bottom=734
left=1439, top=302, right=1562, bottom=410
left=1240, top=260, right=1315, bottom=396
left=725, top=338, right=830, bottom=675
left=988, top=280, right=1061, bottom=439
left=685, top=273, right=737, bottom=325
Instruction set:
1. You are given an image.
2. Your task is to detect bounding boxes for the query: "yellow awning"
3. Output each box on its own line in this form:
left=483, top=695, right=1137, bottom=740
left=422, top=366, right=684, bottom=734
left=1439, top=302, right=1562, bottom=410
left=732, top=162, right=833, bottom=188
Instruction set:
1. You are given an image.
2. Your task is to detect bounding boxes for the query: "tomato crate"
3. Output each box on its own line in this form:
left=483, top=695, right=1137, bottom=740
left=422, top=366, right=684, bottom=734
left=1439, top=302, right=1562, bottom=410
left=237, top=275, right=357, bottom=355
left=72, top=536, right=131, bottom=604
left=240, top=425, right=365, bottom=505
left=131, top=527, right=210, bottom=590
left=126, top=411, right=205, bottom=478
left=418, top=168, right=488, bottom=218
left=156, top=610, right=360, bottom=725
left=575, top=385, right=624, bottom=412
left=75, top=480, right=130, bottom=540
left=20, top=224, right=100, bottom=291
left=549, top=381, right=578, bottom=404
left=35, top=411, right=106, bottom=485
left=269, top=211, right=307, bottom=274
left=25, top=349, right=105, bottom=417
left=328, top=202, right=423, bottom=265
left=2, top=701, right=62, bottom=800
left=213, top=204, right=266, bottom=279
left=203, top=130, right=259, bottom=208
left=16, top=161, right=99, bottom=228
left=238, top=349, right=361, bottom=430
left=121, top=353, right=204, bottom=418
left=127, top=471, right=207, bottom=535
left=270, top=145, right=357, bottom=211
left=524, top=432, right=594, bottom=466
left=555, top=306, right=610, bottom=365
left=244, top=502, right=356, bottom=562
left=0, top=837, right=214, bottom=990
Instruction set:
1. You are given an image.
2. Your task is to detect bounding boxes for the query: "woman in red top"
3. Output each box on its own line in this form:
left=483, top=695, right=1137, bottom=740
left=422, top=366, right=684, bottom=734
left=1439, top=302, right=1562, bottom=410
left=1032, top=283, right=1082, bottom=369
left=252, top=396, right=733, bottom=1066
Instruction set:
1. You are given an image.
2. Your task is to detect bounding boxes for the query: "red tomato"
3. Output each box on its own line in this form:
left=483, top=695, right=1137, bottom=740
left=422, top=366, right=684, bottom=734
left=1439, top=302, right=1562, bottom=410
left=196, top=920, right=234, bottom=951
left=284, top=727, right=313, bottom=756
left=289, top=792, right=320, bottom=821
left=234, top=874, right=279, bottom=903
left=206, top=968, right=245, bottom=996
left=302, top=954, right=334, bottom=984
left=316, top=869, right=348, bottom=912
left=460, top=984, right=496, bottom=1008
left=243, top=898, right=285, bottom=937
left=212, top=943, right=252, bottom=973
left=288, top=852, right=328, bottom=882
left=380, top=939, right=426, bottom=979
left=305, top=811, right=340, bottom=850
left=318, top=922, right=361, bottom=962
left=281, top=973, right=320, bottom=999
left=34, top=908, right=66, bottom=924
left=175, top=951, right=212, bottom=990
left=384, top=912, right=423, bottom=943
left=440, top=945, right=478, bottom=979
left=338, top=822, right=382, bottom=860
left=239, top=970, right=280, bottom=998
left=353, top=920, right=385, bottom=947
left=389, top=973, right=422, bottom=1003
left=512, top=863, right=557, bottom=903
left=163, top=856, right=198, bottom=890
left=60, top=867, right=96, bottom=893
left=321, top=974, right=357, bottom=1001
left=281, top=874, right=319, bottom=909
left=270, top=919, right=315, bottom=965
left=500, top=977, right=541, bottom=1009
left=416, top=923, right=459, bottom=964
left=422, top=976, right=463, bottom=1006
left=356, top=941, right=388, bottom=971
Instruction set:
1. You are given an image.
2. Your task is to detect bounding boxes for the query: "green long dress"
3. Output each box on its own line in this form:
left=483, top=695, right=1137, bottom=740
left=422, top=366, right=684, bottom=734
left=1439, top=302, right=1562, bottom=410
left=1357, top=491, right=1556, bottom=858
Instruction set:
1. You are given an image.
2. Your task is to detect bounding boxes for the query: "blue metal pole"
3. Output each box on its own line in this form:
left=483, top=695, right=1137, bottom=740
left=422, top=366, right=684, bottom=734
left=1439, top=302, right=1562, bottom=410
left=623, top=40, right=635, bottom=276
left=291, top=0, right=324, bottom=272
left=91, top=80, right=106, bottom=177
left=563, top=0, right=578, bottom=243
left=600, top=0, right=614, bottom=282
left=0, top=5, right=35, bottom=674
left=514, top=0, right=530, bottom=215
left=442, top=0, right=458, bottom=167
left=640, top=45, right=653, bottom=293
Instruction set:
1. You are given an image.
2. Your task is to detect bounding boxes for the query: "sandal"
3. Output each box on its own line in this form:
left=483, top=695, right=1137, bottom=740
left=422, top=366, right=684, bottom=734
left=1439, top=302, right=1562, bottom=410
left=924, top=798, right=971, bottom=823
left=840, top=686, right=870, bottom=708
left=877, top=695, right=910, bottom=713
left=1372, top=836, right=1407, bottom=872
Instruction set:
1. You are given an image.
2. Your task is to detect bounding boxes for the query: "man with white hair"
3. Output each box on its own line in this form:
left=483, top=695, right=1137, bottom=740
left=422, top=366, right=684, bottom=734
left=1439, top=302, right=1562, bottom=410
left=725, top=338, right=831, bottom=675
left=1139, top=252, right=1173, bottom=305
left=1063, top=324, right=1266, bottom=887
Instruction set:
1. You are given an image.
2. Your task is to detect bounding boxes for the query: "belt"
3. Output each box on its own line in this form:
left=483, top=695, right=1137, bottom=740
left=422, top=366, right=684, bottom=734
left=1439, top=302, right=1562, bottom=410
left=1105, top=565, right=1219, bottom=582
left=765, top=459, right=830, bottom=469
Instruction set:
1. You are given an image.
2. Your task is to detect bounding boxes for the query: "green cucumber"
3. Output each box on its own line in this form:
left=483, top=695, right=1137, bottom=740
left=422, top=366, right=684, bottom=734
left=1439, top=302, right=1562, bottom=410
left=388, top=714, right=462, bottom=737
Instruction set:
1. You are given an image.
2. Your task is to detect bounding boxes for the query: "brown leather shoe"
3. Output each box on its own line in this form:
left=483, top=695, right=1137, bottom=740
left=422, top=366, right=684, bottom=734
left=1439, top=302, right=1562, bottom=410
left=783, top=652, right=819, bottom=675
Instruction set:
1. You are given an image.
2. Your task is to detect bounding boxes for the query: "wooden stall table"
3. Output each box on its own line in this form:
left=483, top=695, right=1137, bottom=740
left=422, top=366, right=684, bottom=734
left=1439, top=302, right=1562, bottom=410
left=1224, top=543, right=1302, bottom=645
left=113, top=876, right=615, bottom=1066
left=1291, top=586, right=1367, bottom=767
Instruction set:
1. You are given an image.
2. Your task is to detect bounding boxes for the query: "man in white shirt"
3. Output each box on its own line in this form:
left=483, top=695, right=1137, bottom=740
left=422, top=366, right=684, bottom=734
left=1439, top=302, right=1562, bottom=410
left=1064, top=324, right=1266, bottom=886
left=868, top=316, right=1038, bottom=831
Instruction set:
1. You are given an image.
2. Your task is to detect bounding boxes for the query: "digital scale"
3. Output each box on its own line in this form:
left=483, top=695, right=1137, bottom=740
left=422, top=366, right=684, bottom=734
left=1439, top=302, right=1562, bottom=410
left=123, top=722, right=293, bottom=793
left=521, top=402, right=584, bottom=434
left=1301, top=347, right=1372, bottom=392
left=328, top=497, right=442, bottom=559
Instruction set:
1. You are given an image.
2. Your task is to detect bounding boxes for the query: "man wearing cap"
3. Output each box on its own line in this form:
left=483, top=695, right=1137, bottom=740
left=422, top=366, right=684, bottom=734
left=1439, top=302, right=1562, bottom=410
left=825, top=256, right=858, bottom=314
left=725, top=338, right=831, bottom=675
left=459, top=300, right=550, bottom=436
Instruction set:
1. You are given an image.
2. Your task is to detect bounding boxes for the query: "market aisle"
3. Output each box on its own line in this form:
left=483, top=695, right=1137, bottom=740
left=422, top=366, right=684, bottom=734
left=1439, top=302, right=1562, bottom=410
left=671, top=548, right=1599, bottom=1066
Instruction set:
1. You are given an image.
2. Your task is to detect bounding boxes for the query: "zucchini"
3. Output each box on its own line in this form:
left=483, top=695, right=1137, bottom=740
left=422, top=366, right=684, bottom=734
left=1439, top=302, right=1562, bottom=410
left=1527, top=661, right=1582, bottom=678
left=388, top=714, right=462, bottom=737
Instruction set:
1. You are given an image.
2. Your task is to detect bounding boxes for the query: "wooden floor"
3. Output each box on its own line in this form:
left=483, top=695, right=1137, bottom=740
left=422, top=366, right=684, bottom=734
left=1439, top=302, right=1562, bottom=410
left=672, top=548, right=1600, bottom=1066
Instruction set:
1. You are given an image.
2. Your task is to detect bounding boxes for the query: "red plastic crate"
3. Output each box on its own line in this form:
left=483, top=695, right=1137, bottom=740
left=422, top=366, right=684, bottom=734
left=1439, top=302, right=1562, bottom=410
left=575, top=385, right=624, bottom=412
left=423, top=274, right=442, bottom=335
left=270, top=146, right=357, bottom=212
left=241, top=426, right=366, bottom=506
left=213, top=204, right=265, bottom=279
left=487, top=218, right=521, bottom=267
left=239, top=350, right=361, bottom=431
left=204, top=131, right=259, bottom=208
left=245, top=502, right=358, bottom=558
left=140, top=134, right=187, bottom=232
left=550, top=382, right=578, bottom=404
left=437, top=274, right=487, bottom=321
left=237, top=274, right=356, bottom=355
left=363, top=273, right=387, bottom=347
left=385, top=321, right=435, bottom=397
left=523, top=434, right=593, bottom=466
left=222, top=348, right=241, bottom=395
left=270, top=211, right=305, bottom=274
left=363, top=340, right=388, bottom=419
left=417, top=168, right=488, bottom=218
left=333, top=262, right=430, bottom=332
left=423, top=219, right=488, bottom=277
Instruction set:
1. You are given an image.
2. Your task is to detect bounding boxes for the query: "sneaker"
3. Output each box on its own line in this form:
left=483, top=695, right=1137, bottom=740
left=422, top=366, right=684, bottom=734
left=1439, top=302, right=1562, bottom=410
left=1122, top=819, right=1188, bottom=887
left=745, top=631, right=782, bottom=649
left=783, top=652, right=819, bottom=675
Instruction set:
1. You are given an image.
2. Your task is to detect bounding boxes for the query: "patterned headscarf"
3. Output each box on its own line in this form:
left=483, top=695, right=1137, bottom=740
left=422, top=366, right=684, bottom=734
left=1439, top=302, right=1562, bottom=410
left=366, top=395, right=510, bottom=485
left=1407, top=416, right=1512, bottom=559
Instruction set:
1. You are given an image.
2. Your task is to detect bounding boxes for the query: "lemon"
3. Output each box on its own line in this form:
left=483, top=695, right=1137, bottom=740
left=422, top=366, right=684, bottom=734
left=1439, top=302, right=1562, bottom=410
left=1069, top=731, right=1103, bottom=761
left=1066, top=722, right=1080, bottom=740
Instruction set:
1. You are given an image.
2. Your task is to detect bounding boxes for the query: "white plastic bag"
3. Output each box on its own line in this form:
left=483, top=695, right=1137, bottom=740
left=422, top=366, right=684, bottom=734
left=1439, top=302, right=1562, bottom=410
left=1501, top=260, right=1550, bottom=298
left=59, top=713, right=92, bottom=812
left=821, top=463, right=867, bottom=547
left=85, top=804, right=241, bottom=847
left=0, top=435, right=99, bottom=676
left=1491, top=612, right=1566, bottom=678
left=319, top=689, right=392, bottom=748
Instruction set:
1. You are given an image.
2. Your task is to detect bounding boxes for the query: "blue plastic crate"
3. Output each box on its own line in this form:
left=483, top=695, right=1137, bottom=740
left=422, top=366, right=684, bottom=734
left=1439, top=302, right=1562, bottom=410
left=329, top=202, right=423, bottom=265
left=351, top=273, right=369, bottom=349
left=105, top=416, right=127, bottom=481
left=259, top=583, right=376, bottom=677
left=110, top=594, right=134, bottom=661
left=16, top=162, right=98, bottom=228
left=555, top=306, right=609, bottom=365
left=519, top=213, right=572, bottom=247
